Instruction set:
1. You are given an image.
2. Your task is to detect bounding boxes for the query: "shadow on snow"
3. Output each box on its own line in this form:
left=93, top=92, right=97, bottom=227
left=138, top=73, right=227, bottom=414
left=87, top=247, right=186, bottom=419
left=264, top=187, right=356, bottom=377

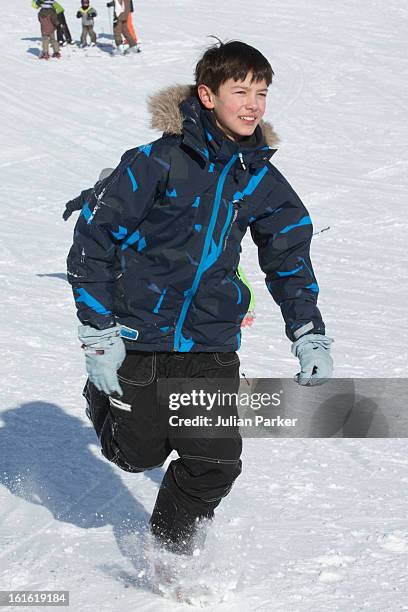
left=0, top=401, right=164, bottom=590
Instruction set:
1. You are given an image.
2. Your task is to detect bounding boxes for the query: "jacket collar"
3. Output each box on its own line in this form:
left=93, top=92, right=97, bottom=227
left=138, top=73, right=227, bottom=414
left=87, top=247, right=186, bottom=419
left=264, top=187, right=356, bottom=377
left=148, top=84, right=279, bottom=169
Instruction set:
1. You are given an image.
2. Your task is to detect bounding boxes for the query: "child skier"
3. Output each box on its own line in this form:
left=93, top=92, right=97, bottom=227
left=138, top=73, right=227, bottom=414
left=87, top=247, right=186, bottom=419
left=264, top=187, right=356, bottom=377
left=53, top=2, right=73, bottom=46
left=76, top=0, right=97, bottom=47
left=33, top=0, right=60, bottom=59
left=66, top=40, right=333, bottom=556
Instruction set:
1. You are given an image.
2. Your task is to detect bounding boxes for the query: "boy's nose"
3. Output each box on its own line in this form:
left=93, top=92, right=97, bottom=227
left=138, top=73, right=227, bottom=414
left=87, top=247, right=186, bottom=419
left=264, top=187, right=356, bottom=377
left=245, top=98, right=258, bottom=111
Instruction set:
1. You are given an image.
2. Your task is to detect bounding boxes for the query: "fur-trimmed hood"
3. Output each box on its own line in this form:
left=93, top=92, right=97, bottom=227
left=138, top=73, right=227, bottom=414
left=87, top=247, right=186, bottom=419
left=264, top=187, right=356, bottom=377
left=147, top=84, right=280, bottom=147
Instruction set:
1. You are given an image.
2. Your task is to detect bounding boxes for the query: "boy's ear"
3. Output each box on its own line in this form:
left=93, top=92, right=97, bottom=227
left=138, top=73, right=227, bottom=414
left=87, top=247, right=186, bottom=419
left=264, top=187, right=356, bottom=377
left=197, top=84, right=216, bottom=110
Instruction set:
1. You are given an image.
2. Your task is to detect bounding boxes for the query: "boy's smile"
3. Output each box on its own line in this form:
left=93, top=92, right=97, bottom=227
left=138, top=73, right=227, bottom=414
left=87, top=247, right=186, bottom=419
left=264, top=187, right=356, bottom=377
left=198, top=72, right=268, bottom=142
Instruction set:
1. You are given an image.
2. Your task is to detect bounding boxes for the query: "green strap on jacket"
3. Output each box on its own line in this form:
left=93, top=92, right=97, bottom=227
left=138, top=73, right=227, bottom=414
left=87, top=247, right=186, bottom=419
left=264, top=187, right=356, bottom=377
left=237, top=265, right=256, bottom=311
left=53, top=2, right=64, bottom=14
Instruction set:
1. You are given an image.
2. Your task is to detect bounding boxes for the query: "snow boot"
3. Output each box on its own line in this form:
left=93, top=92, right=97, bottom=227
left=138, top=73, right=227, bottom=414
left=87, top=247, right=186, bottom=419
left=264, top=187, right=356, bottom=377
left=52, top=52, right=61, bottom=59
left=127, top=44, right=141, bottom=54
left=111, top=44, right=125, bottom=56
left=39, top=52, right=50, bottom=60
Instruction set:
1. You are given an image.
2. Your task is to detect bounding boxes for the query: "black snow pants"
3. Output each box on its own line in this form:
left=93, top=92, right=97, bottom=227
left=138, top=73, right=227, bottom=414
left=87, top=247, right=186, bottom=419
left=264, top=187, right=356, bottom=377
left=83, top=351, right=242, bottom=553
left=56, top=12, right=72, bottom=44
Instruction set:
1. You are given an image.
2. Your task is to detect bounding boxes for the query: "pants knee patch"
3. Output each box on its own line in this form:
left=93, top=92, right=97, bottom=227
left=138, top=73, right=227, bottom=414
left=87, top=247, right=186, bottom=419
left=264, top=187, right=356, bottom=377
left=180, top=455, right=242, bottom=482
left=172, top=457, right=242, bottom=505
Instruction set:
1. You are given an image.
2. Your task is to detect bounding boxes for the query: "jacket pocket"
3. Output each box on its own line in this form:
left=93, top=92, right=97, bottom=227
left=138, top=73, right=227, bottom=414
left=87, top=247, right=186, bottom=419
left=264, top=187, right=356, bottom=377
left=226, top=272, right=252, bottom=315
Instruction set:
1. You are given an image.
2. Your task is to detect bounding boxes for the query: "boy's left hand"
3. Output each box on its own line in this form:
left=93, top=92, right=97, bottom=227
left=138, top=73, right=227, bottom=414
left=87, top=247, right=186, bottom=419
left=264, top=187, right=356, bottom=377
left=78, top=324, right=126, bottom=396
left=291, top=333, right=333, bottom=386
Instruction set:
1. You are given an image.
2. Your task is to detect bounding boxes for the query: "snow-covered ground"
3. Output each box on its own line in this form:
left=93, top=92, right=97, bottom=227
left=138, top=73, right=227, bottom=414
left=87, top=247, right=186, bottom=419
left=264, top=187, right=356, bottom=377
left=1, top=0, right=407, bottom=609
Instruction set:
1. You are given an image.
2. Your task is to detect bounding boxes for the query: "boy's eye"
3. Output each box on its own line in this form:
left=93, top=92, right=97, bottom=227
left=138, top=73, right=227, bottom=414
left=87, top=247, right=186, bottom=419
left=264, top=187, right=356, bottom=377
left=234, top=91, right=267, bottom=96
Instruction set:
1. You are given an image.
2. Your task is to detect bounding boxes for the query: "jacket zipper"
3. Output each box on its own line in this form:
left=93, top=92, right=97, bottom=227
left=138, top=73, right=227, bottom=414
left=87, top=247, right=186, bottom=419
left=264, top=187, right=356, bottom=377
left=222, top=199, right=240, bottom=252
left=173, top=153, right=239, bottom=351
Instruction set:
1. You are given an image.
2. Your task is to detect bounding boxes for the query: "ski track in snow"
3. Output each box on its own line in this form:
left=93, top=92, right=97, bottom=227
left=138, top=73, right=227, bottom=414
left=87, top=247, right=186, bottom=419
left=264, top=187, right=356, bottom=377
left=1, top=0, right=407, bottom=610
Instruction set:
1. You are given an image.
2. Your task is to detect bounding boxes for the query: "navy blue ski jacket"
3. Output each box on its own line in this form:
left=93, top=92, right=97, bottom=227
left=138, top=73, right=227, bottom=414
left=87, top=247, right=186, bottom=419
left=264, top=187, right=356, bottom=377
left=67, top=85, right=325, bottom=352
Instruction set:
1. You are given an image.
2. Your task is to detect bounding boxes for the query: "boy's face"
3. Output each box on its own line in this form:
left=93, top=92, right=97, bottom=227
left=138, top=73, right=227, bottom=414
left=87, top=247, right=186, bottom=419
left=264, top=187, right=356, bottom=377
left=198, top=73, right=268, bottom=142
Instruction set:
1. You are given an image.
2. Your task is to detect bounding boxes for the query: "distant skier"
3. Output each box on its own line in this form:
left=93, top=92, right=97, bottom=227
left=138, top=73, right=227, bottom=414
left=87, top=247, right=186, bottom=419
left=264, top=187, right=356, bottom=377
left=76, top=0, right=97, bottom=47
left=32, top=0, right=71, bottom=45
left=106, top=0, right=138, bottom=53
left=33, top=0, right=60, bottom=59
left=106, top=0, right=138, bottom=48
left=66, top=40, right=333, bottom=559
left=53, top=2, right=74, bottom=46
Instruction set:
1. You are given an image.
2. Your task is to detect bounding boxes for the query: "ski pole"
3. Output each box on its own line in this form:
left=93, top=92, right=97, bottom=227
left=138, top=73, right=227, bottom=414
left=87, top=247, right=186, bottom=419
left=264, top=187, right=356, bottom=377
left=107, top=6, right=113, bottom=40
left=313, top=225, right=331, bottom=237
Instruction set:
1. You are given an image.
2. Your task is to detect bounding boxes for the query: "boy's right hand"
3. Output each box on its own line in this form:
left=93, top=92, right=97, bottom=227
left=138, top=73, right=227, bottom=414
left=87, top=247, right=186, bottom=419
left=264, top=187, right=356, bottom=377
left=78, top=324, right=126, bottom=396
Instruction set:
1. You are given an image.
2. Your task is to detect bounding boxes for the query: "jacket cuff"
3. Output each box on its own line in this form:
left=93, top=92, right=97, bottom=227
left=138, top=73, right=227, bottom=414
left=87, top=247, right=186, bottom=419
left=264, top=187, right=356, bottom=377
left=80, top=316, right=117, bottom=330
left=289, top=320, right=325, bottom=342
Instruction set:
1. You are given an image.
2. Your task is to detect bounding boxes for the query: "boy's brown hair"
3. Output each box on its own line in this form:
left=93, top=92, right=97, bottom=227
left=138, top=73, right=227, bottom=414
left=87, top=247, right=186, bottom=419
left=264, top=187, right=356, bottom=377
left=195, top=39, right=274, bottom=94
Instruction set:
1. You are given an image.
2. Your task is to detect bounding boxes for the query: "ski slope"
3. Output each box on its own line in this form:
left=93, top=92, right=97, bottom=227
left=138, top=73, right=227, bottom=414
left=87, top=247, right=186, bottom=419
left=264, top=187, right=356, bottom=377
left=1, top=0, right=407, bottom=609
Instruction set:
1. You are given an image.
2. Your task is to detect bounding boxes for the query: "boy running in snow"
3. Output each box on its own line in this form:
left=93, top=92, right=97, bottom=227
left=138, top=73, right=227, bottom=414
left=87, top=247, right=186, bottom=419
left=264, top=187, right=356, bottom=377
left=76, top=0, right=97, bottom=47
left=67, top=40, right=333, bottom=556
left=33, top=0, right=60, bottom=59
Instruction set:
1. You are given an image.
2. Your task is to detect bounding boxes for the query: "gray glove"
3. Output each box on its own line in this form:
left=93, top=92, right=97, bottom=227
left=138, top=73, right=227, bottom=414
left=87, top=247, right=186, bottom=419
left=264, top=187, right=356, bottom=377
left=291, top=333, right=334, bottom=386
left=78, top=324, right=126, bottom=396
